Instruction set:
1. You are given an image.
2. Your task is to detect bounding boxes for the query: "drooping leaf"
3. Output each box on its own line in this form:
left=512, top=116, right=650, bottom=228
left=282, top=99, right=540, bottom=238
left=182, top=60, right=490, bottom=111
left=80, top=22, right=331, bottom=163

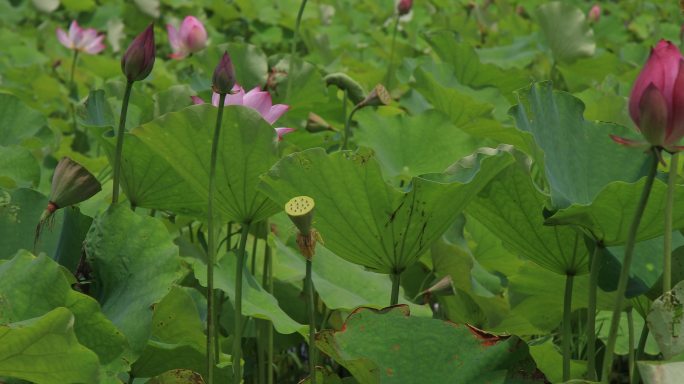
left=145, top=369, right=207, bottom=384
left=511, top=81, right=648, bottom=208
left=85, top=204, right=185, bottom=356
left=260, top=148, right=513, bottom=273
left=638, top=360, right=684, bottom=384
left=132, top=286, right=232, bottom=381
left=316, top=305, right=546, bottom=383
left=467, top=161, right=589, bottom=275
left=1, top=188, right=61, bottom=259
left=0, top=251, right=128, bottom=380
left=647, top=281, right=684, bottom=359
left=188, top=251, right=306, bottom=335
left=0, top=307, right=100, bottom=384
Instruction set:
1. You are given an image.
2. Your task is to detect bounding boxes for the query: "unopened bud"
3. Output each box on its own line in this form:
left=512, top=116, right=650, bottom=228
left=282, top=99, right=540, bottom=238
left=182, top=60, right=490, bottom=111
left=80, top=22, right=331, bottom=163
left=397, top=0, right=412, bottom=16
left=306, top=112, right=336, bottom=132
left=212, top=51, right=237, bottom=94
left=324, top=72, right=366, bottom=105
left=121, top=24, right=156, bottom=82
left=588, top=5, right=601, bottom=23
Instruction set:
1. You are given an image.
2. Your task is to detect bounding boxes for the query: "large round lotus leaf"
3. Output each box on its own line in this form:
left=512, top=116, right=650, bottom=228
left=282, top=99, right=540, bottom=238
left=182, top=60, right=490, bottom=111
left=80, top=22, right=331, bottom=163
left=132, top=104, right=281, bottom=223
left=536, top=2, right=595, bottom=64
left=0, top=93, right=47, bottom=146
left=316, top=305, right=546, bottom=383
left=467, top=161, right=589, bottom=275
left=260, top=148, right=513, bottom=273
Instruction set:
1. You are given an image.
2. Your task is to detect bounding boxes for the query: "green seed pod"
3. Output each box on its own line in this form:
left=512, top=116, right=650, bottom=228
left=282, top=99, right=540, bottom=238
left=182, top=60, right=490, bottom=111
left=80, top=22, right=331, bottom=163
left=324, top=73, right=366, bottom=105
left=285, top=196, right=315, bottom=235
left=356, top=84, right=392, bottom=109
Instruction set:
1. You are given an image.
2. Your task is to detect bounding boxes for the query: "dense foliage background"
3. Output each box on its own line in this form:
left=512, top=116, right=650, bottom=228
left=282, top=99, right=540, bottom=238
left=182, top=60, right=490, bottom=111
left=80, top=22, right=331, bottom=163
left=3, top=0, right=684, bottom=383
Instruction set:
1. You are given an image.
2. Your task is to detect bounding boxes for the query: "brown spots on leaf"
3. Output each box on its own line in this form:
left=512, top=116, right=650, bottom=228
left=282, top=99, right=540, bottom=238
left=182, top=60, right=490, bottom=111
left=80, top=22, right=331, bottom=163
left=386, top=368, right=394, bottom=376
left=392, top=344, right=400, bottom=351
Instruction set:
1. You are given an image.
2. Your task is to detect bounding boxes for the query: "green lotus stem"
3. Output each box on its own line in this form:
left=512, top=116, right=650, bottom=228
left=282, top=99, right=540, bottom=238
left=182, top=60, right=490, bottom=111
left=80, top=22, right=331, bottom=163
left=632, top=323, right=649, bottom=384
left=233, top=222, right=251, bottom=384
left=601, top=149, right=659, bottom=383
left=263, top=236, right=274, bottom=384
left=342, top=105, right=360, bottom=151
left=664, top=152, right=679, bottom=293
left=251, top=222, right=260, bottom=274
left=384, top=14, right=400, bottom=90
left=562, top=273, right=574, bottom=382
left=305, top=258, right=317, bottom=382
left=390, top=271, right=401, bottom=306
left=286, top=0, right=309, bottom=100
left=111, top=81, right=134, bottom=204
left=586, top=241, right=602, bottom=381
left=68, top=50, right=79, bottom=134
left=627, top=307, right=635, bottom=384
left=206, top=93, right=227, bottom=384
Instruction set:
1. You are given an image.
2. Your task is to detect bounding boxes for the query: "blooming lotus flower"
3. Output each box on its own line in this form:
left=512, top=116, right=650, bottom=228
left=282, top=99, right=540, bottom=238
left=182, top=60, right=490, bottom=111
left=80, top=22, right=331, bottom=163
left=56, top=21, right=105, bottom=55
left=397, top=0, right=413, bottom=16
left=167, top=16, right=207, bottom=59
left=192, top=85, right=294, bottom=140
left=588, top=5, right=601, bottom=23
left=610, top=40, right=684, bottom=152
left=121, top=24, right=156, bottom=83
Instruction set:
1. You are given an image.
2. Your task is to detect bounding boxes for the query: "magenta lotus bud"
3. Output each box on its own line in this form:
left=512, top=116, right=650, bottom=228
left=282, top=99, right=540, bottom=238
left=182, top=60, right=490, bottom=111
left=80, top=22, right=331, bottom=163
left=397, top=0, right=413, bottom=16
left=612, top=40, right=684, bottom=151
left=168, top=16, right=207, bottom=59
left=212, top=51, right=236, bottom=94
left=588, top=5, right=601, bottom=22
left=121, top=24, right=156, bottom=82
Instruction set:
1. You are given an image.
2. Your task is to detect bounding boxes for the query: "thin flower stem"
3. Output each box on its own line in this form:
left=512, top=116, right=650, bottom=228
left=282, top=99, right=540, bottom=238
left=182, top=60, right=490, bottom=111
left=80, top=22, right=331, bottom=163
left=306, top=258, right=317, bottom=383
left=233, top=223, right=251, bottom=384
left=68, top=50, right=79, bottom=134
left=390, top=271, right=401, bottom=306
left=111, top=81, right=134, bottom=204
left=632, top=323, right=649, bottom=384
left=664, top=152, right=679, bottom=293
left=562, top=273, right=575, bottom=382
left=384, top=14, right=400, bottom=90
left=586, top=241, right=602, bottom=381
left=286, top=0, right=309, bottom=100
left=601, top=149, right=659, bottom=383
left=206, top=93, right=227, bottom=384
left=342, top=106, right=360, bottom=151
left=262, top=234, right=274, bottom=384
left=627, top=308, right=635, bottom=384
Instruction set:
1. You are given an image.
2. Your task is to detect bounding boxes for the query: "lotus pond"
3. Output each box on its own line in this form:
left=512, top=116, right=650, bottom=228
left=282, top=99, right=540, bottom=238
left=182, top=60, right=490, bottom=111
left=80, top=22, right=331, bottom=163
left=2, top=0, right=684, bottom=383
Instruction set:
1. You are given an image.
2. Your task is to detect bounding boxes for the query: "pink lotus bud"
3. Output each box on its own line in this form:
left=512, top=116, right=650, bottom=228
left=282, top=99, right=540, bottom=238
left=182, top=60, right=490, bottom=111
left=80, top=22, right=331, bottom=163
left=121, top=24, right=156, bottom=83
left=612, top=40, right=684, bottom=151
left=212, top=51, right=237, bottom=94
left=397, top=0, right=412, bottom=16
left=167, top=16, right=207, bottom=59
left=588, top=5, right=601, bottom=22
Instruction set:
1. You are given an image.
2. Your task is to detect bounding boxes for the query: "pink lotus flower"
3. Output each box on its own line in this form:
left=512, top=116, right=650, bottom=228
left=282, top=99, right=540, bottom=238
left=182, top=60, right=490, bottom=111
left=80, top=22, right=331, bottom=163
left=56, top=21, right=105, bottom=55
left=192, top=85, right=294, bottom=140
left=588, top=5, right=601, bottom=23
left=167, top=16, right=207, bottom=59
left=611, top=40, right=684, bottom=151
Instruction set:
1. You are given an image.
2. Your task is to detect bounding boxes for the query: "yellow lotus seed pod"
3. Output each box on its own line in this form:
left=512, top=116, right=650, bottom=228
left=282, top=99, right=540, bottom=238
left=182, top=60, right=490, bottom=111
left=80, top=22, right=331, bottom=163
left=285, top=196, right=315, bottom=235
